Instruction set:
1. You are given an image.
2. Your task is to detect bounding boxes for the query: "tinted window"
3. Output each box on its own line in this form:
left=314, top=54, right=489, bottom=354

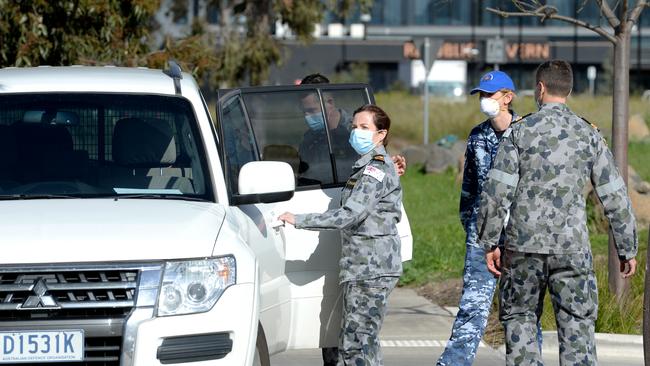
left=242, top=90, right=334, bottom=187
left=220, top=96, right=258, bottom=194
left=228, top=86, right=372, bottom=190
left=0, top=94, right=210, bottom=200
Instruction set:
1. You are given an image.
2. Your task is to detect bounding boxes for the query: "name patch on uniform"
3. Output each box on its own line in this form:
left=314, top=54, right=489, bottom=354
left=363, top=165, right=385, bottom=182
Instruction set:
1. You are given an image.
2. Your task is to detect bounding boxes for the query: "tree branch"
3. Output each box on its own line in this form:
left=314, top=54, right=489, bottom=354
left=595, top=0, right=622, bottom=28
left=486, top=7, right=617, bottom=43
left=626, top=0, right=647, bottom=29
left=512, top=0, right=542, bottom=13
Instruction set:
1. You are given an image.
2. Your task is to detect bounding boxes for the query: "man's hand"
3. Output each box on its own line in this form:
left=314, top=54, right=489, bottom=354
left=392, top=155, right=407, bottom=176
left=620, top=258, right=637, bottom=278
left=485, top=247, right=501, bottom=277
left=278, top=212, right=296, bottom=225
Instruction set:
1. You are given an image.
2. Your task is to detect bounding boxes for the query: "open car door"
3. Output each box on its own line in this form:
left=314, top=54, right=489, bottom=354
left=216, top=84, right=413, bottom=354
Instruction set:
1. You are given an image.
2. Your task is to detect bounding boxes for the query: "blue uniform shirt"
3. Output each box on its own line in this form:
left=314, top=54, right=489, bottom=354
left=460, top=112, right=518, bottom=248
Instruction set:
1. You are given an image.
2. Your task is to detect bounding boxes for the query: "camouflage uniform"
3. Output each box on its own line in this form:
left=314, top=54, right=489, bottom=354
left=295, top=144, right=402, bottom=365
left=299, top=109, right=356, bottom=184
left=477, top=103, right=638, bottom=366
left=438, top=113, right=543, bottom=366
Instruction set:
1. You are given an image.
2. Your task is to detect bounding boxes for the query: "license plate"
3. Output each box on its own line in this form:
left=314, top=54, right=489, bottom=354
left=0, top=330, right=84, bottom=363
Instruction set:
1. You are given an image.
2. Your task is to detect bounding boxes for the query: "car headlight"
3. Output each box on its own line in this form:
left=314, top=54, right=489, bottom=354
left=156, top=256, right=236, bottom=316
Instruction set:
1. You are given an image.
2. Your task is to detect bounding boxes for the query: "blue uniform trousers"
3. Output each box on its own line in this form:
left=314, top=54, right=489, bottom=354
left=437, top=245, right=542, bottom=366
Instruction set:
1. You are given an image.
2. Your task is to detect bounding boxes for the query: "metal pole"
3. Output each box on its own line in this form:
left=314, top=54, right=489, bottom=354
left=638, top=16, right=642, bottom=92
left=423, top=37, right=430, bottom=145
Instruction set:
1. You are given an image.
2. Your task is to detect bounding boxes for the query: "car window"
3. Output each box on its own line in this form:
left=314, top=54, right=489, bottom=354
left=0, top=93, right=211, bottom=200
left=241, top=90, right=334, bottom=188
left=221, top=85, right=373, bottom=191
left=220, top=96, right=258, bottom=195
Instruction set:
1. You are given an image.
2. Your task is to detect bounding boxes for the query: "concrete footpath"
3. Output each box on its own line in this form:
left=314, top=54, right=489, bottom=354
left=271, top=287, right=644, bottom=365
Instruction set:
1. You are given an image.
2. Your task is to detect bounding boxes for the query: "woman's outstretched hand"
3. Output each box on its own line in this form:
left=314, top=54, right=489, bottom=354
left=278, top=212, right=296, bottom=225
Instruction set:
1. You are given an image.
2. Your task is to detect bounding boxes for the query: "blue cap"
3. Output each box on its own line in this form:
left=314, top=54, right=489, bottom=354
left=470, top=71, right=516, bottom=95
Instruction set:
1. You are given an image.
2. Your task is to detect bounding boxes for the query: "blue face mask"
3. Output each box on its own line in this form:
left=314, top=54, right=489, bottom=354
left=349, top=128, right=376, bottom=155
left=304, top=113, right=325, bottom=131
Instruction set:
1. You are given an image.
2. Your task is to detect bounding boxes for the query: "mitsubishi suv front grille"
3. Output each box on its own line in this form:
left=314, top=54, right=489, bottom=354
left=0, top=264, right=163, bottom=366
left=0, top=270, right=138, bottom=320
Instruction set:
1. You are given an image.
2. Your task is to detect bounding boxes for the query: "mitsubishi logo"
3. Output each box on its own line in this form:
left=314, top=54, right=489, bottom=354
left=19, top=278, right=60, bottom=309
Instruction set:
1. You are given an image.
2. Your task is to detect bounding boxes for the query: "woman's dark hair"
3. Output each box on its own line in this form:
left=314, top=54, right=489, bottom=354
left=300, top=73, right=330, bottom=84
left=535, top=60, right=573, bottom=97
left=353, top=104, right=391, bottom=146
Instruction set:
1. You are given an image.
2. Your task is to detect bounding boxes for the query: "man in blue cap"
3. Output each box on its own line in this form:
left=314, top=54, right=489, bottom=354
left=436, top=70, right=540, bottom=365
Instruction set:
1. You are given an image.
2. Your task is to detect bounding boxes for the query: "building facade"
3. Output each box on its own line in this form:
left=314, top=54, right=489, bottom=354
left=154, top=0, right=650, bottom=94
left=269, top=0, right=650, bottom=95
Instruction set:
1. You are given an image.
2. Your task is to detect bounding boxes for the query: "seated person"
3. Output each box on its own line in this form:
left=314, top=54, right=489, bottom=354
left=298, top=74, right=406, bottom=187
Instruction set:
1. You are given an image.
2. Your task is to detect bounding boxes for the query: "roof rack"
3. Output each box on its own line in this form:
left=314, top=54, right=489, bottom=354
left=164, top=60, right=183, bottom=95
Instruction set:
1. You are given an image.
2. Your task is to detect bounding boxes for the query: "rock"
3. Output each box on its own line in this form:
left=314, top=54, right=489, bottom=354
left=628, top=114, right=650, bottom=141
left=456, top=154, right=466, bottom=184
left=424, top=144, right=456, bottom=174
left=450, top=140, right=467, bottom=162
left=627, top=165, right=650, bottom=194
left=628, top=166, right=643, bottom=186
left=637, top=182, right=650, bottom=194
left=630, top=189, right=650, bottom=226
left=401, top=145, right=430, bottom=167
left=399, top=140, right=467, bottom=176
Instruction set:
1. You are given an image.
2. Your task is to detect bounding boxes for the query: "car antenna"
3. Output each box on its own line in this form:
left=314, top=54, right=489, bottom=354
left=164, top=60, right=183, bottom=95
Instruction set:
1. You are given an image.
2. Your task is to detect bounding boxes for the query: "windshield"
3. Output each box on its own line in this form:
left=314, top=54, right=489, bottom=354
left=0, top=93, right=211, bottom=200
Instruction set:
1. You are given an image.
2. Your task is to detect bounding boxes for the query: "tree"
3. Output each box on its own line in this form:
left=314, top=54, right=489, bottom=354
left=0, top=0, right=158, bottom=67
left=0, top=0, right=372, bottom=87
left=487, top=0, right=647, bottom=301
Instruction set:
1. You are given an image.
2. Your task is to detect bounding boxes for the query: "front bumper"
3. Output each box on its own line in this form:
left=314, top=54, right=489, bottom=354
left=132, top=283, right=256, bottom=365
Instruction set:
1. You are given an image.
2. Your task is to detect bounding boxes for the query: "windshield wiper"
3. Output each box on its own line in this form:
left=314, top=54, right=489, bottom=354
left=112, top=194, right=209, bottom=202
left=0, top=194, right=79, bottom=200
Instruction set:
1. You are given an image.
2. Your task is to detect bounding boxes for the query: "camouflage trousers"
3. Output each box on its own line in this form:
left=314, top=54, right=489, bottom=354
left=500, top=250, right=598, bottom=366
left=437, top=245, right=542, bottom=366
left=338, top=276, right=399, bottom=366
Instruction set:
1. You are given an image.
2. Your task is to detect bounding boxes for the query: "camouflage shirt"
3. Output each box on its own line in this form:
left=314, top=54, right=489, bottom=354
left=460, top=112, right=518, bottom=248
left=295, top=145, right=403, bottom=283
left=477, top=103, right=638, bottom=259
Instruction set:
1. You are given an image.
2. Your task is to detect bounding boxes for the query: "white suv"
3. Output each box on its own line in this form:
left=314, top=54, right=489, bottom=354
left=0, top=64, right=412, bottom=366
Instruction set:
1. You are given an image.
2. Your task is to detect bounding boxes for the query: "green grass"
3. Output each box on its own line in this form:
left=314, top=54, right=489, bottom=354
left=377, top=92, right=650, bottom=145
left=629, top=141, right=650, bottom=182
left=400, top=167, right=466, bottom=284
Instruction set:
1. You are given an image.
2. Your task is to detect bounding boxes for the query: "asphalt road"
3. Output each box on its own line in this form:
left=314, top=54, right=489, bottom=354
left=270, top=288, right=643, bottom=366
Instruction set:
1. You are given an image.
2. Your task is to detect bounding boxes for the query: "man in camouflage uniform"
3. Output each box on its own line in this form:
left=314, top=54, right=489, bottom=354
left=437, top=70, right=541, bottom=366
left=279, top=105, right=402, bottom=365
left=298, top=73, right=406, bottom=187
left=477, top=60, right=638, bottom=366
left=298, top=74, right=358, bottom=186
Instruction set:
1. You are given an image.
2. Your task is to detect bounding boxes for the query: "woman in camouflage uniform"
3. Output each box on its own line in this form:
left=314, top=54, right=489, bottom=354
left=279, top=104, right=402, bottom=366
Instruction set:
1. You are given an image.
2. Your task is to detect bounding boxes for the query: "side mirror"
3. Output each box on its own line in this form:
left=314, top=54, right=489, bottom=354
left=232, top=161, right=295, bottom=205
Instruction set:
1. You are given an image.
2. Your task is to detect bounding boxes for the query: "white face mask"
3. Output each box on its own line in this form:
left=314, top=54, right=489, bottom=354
left=480, top=97, right=500, bottom=118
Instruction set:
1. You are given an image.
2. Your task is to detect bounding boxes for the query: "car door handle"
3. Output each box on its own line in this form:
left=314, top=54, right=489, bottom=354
left=270, top=220, right=285, bottom=229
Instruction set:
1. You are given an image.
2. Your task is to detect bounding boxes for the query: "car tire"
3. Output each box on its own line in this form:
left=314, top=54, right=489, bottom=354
left=253, top=324, right=270, bottom=366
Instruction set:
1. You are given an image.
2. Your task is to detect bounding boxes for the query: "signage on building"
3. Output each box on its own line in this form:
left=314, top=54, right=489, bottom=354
left=430, top=41, right=550, bottom=62
left=505, top=42, right=550, bottom=60
left=436, top=42, right=479, bottom=60
left=486, top=38, right=507, bottom=64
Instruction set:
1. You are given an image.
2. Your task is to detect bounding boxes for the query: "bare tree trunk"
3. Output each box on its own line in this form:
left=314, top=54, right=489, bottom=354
left=609, top=31, right=632, bottom=301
